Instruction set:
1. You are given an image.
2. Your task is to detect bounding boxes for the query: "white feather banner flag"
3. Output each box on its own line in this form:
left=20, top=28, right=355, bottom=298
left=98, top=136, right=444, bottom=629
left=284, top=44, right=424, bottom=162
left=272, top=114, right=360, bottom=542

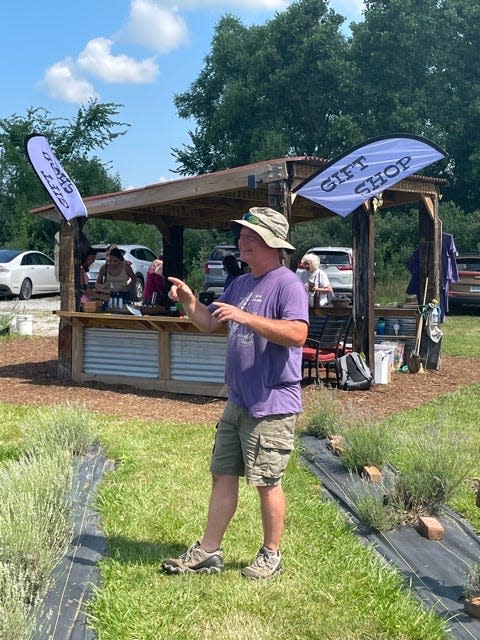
left=294, top=134, right=447, bottom=217
left=25, top=134, right=88, bottom=222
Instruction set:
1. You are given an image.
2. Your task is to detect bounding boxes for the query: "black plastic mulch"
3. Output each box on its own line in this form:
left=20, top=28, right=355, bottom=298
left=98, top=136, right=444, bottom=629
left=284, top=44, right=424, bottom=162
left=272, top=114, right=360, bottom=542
left=34, top=444, right=114, bottom=640
left=300, top=434, right=480, bottom=640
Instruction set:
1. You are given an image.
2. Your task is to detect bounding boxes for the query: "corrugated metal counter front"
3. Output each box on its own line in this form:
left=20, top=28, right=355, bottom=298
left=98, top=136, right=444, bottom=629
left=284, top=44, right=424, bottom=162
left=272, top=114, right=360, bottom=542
left=56, top=312, right=229, bottom=397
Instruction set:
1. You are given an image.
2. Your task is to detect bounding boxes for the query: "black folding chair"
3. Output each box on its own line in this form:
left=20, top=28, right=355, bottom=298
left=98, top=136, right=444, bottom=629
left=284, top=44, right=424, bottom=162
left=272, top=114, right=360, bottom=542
left=302, top=314, right=351, bottom=385
left=307, top=312, right=327, bottom=340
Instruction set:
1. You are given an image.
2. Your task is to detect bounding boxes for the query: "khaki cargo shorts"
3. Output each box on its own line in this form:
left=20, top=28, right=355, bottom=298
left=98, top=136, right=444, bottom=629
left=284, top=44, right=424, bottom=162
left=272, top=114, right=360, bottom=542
left=210, top=401, right=297, bottom=486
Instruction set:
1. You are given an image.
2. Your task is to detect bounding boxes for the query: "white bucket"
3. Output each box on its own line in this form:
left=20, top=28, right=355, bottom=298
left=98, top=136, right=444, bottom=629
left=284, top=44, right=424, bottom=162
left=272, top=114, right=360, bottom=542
left=16, top=315, right=33, bottom=336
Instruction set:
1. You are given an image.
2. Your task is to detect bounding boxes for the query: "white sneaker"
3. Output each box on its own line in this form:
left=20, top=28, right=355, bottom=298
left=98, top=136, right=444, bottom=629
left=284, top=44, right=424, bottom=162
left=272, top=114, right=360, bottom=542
left=241, top=546, right=283, bottom=580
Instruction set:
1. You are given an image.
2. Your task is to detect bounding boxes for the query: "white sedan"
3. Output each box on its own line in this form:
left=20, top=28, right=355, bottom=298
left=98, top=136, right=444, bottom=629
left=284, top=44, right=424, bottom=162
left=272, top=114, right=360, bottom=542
left=0, top=249, right=59, bottom=299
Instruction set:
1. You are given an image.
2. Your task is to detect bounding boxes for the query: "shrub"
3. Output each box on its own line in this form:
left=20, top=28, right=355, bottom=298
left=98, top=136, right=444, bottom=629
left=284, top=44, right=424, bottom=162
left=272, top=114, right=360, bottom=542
left=347, top=475, right=401, bottom=532
left=0, top=561, right=38, bottom=640
left=0, top=300, right=18, bottom=335
left=392, top=426, right=472, bottom=516
left=0, top=451, right=74, bottom=605
left=20, top=403, right=94, bottom=456
left=339, top=419, right=393, bottom=472
left=301, top=385, right=346, bottom=439
left=464, top=562, right=480, bottom=600
left=0, top=404, right=97, bottom=639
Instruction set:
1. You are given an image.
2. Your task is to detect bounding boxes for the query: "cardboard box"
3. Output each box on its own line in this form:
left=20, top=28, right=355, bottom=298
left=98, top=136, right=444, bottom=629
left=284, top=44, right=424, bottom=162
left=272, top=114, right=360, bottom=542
left=376, top=341, right=404, bottom=370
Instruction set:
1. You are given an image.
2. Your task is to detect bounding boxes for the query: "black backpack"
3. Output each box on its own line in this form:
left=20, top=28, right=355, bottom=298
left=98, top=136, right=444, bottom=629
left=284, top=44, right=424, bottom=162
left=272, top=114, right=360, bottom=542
left=336, top=352, right=373, bottom=391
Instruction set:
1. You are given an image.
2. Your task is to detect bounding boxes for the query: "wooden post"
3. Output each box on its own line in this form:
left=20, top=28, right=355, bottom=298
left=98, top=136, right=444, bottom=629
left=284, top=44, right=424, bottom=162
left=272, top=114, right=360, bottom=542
left=352, top=204, right=375, bottom=369
left=419, top=195, right=441, bottom=303
left=57, top=219, right=81, bottom=381
left=163, top=225, right=184, bottom=301
left=418, top=194, right=442, bottom=370
left=268, top=179, right=293, bottom=267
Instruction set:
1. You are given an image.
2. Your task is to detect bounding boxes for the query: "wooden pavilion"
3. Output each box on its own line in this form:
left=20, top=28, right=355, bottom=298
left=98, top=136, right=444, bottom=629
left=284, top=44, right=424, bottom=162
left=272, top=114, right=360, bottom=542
left=31, top=156, right=446, bottom=389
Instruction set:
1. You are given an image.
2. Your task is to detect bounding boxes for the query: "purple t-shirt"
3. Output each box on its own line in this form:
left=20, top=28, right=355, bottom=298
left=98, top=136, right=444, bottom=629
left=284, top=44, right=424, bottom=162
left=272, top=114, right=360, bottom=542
left=212, top=265, right=309, bottom=418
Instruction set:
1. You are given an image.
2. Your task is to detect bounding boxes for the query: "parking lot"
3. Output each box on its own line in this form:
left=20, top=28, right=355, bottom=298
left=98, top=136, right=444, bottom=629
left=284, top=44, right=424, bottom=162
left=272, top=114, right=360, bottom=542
left=0, top=294, right=60, bottom=336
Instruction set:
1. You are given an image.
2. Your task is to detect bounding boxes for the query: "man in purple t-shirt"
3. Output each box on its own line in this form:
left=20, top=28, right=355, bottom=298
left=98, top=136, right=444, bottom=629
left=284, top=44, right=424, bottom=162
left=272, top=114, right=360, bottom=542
left=162, top=207, right=309, bottom=580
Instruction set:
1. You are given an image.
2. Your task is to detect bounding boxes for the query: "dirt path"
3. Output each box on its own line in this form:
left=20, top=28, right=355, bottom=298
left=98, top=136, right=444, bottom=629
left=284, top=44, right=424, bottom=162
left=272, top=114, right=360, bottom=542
left=1, top=334, right=480, bottom=425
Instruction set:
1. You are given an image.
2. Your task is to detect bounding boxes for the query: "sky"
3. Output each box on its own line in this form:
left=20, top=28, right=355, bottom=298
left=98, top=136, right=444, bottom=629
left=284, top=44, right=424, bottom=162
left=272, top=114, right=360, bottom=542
left=2, top=0, right=364, bottom=191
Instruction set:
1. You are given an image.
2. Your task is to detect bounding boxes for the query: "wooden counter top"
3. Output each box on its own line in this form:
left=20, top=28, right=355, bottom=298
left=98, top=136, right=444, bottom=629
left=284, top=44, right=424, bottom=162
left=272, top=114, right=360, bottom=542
left=55, top=311, right=228, bottom=334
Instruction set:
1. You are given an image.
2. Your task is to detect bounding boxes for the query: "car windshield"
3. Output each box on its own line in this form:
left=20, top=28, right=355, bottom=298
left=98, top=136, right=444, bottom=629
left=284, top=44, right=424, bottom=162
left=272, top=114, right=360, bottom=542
left=93, top=248, right=128, bottom=261
left=0, top=249, right=21, bottom=263
left=316, top=252, right=351, bottom=266
left=457, top=258, right=480, bottom=272
left=210, top=247, right=238, bottom=260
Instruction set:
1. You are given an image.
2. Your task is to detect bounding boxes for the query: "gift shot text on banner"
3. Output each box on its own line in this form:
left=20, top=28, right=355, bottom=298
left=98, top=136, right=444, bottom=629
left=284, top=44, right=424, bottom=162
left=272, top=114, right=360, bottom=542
left=25, top=134, right=88, bottom=222
left=294, top=134, right=447, bottom=217
left=320, top=154, right=413, bottom=196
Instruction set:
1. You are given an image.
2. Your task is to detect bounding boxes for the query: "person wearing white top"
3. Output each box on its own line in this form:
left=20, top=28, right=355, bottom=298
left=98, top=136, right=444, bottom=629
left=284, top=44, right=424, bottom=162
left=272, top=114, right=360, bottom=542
left=301, top=253, right=333, bottom=307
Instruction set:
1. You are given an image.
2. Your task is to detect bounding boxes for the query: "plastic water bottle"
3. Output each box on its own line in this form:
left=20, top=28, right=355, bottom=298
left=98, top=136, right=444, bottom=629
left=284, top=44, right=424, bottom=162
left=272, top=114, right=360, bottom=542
left=377, top=317, right=385, bottom=335
left=431, top=305, right=439, bottom=327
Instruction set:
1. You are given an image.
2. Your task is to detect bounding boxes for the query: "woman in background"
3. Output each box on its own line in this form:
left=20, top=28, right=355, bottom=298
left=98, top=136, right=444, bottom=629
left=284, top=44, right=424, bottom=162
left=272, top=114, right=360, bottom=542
left=222, top=254, right=242, bottom=289
left=302, top=252, right=333, bottom=308
left=96, top=246, right=136, bottom=301
left=143, top=257, right=164, bottom=304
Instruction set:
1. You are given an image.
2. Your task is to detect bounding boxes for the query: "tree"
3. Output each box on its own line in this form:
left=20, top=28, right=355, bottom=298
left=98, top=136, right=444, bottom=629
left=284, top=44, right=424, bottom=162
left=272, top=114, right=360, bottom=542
left=172, top=0, right=354, bottom=175
left=347, top=0, right=480, bottom=211
left=0, top=100, right=129, bottom=254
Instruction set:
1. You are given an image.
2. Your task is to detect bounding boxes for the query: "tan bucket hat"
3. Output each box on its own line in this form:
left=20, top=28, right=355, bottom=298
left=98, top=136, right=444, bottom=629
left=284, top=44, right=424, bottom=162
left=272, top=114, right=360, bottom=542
left=229, top=207, right=295, bottom=253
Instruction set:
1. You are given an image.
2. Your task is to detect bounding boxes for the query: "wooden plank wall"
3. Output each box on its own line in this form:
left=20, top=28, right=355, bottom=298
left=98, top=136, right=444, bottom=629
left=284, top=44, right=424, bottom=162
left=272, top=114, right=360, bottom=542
left=352, top=205, right=375, bottom=368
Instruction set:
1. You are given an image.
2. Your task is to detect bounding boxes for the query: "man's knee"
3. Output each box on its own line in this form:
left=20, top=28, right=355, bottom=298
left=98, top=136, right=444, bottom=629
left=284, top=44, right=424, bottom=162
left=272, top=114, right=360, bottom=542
left=211, top=473, right=239, bottom=489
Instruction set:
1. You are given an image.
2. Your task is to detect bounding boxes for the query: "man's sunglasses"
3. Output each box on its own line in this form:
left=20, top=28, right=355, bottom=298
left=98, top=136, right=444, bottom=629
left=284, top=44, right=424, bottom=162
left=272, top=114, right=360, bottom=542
left=242, top=212, right=261, bottom=225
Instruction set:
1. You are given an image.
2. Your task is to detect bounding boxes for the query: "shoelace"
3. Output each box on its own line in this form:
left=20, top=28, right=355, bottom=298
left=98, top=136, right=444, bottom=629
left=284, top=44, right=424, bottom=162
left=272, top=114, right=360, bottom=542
left=255, top=550, right=276, bottom=568
left=180, top=543, right=198, bottom=562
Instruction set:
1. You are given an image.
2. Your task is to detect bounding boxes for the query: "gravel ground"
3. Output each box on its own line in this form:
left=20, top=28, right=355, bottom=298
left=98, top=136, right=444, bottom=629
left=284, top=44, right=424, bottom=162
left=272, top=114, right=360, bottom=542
left=0, top=294, right=60, bottom=336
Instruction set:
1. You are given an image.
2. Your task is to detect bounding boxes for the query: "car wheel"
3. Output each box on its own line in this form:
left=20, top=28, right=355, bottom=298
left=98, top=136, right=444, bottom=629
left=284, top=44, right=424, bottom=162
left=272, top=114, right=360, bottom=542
left=135, top=275, right=144, bottom=301
left=19, top=279, right=33, bottom=300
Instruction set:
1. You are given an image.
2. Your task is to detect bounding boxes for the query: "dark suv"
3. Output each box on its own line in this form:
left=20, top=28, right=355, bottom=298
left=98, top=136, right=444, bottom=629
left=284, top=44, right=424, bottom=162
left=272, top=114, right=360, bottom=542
left=203, top=244, right=240, bottom=295
left=448, top=254, right=480, bottom=308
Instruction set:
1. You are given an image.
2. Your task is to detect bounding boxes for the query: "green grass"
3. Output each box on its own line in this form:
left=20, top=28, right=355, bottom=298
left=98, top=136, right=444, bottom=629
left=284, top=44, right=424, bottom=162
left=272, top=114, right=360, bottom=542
left=441, top=312, right=480, bottom=356
left=0, top=411, right=448, bottom=639
left=90, top=419, right=447, bottom=640
left=375, top=280, right=411, bottom=306
left=0, top=309, right=478, bottom=639
left=0, top=405, right=33, bottom=464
